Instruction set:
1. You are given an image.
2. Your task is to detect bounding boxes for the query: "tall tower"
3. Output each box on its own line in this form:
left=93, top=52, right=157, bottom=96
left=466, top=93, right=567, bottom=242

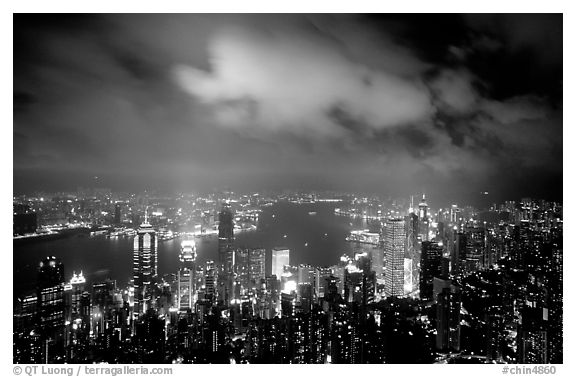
left=418, top=194, right=428, bottom=220
left=383, top=218, right=406, bottom=297
left=37, top=256, right=66, bottom=363
left=133, top=210, right=158, bottom=318
left=419, top=241, right=443, bottom=301
left=405, top=209, right=419, bottom=294
left=271, top=247, right=290, bottom=279
left=249, top=248, right=266, bottom=288
left=69, top=271, right=86, bottom=319
left=218, top=204, right=235, bottom=273
left=418, top=194, right=430, bottom=242
left=114, top=202, right=122, bottom=225
left=177, top=239, right=197, bottom=311
left=217, top=204, right=235, bottom=304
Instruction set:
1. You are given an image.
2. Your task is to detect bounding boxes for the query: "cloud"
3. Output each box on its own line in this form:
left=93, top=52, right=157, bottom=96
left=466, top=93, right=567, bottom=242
left=173, top=27, right=434, bottom=139
left=481, top=95, right=550, bottom=124
left=13, top=14, right=562, bottom=202
left=428, top=69, right=480, bottom=114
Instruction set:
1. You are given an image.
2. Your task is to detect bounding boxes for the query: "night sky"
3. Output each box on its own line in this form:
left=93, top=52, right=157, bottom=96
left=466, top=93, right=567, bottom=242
left=13, top=14, right=562, bottom=206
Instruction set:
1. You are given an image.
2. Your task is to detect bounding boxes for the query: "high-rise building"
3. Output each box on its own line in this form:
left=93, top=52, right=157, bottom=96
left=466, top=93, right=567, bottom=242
left=133, top=213, right=158, bottom=318
left=418, top=194, right=430, bottom=242
left=419, top=241, right=443, bottom=301
left=217, top=204, right=235, bottom=304
left=314, top=267, right=332, bottom=301
left=452, top=232, right=467, bottom=276
left=234, top=248, right=250, bottom=298
left=517, top=305, right=549, bottom=363
left=204, top=261, right=217, bottom=302
left=177, top=239, right=197, bottom=311
left=272, top=247, right=290, bottom=280
left=231, top=248, right=265, bottom=300
left=464, top=226, right=486, bottom=273
left=66, top=271, right=90, bottom=362
left=14, top=293, right=42, bottom=363
left=436, top=283, right=461, bottom=352
left=383, top=218, right=406, bottom=297
left=69, top=271, right=86, bottom=319
left=450, top=204, right=459, bottom=223
left=249, top=248, right=266, bottom=290
left=114, top=202, right=122, bottom=225
left=37, top=256, right=66, bottom=363
left=218, top=204, right=235, bottom=273
left=418, top=194, right=428, bottom=220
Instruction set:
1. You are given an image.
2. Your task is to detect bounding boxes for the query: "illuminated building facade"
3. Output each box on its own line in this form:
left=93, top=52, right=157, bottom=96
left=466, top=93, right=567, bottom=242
left=218, top=204, right=235, bottom=273
left=133, top=214, right=158, bottom=318
left=177, top=239, right=197, bottom=311
left=436, top=283, right=461, bottom=352
left=37, top=256, right=66, bottom=363
left=217, top=204, right=234, bottom=304
left=272, top=247, right=290, bottom=280
left=419, top=241, right=443, bottom=301
left=418, top=194, right=430, bottom=242
left=383, top=218, right=406, bottom=297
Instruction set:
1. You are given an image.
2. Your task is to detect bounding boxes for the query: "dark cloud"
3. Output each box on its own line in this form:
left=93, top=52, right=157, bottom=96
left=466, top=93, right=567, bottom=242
left=13, top=14, right=562, bottom=206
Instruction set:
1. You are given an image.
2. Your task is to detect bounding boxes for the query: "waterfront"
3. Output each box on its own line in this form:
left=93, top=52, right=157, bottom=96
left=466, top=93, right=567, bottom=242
left=13, top=202, right=379, bottom=298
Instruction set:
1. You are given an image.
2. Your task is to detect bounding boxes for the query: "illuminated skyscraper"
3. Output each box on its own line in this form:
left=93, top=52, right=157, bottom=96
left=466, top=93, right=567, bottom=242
left=217, top=204, right=235, bottom=304
left=405, top=212, right=419, bottom=293
left=114, top=202, right=122, bottom=225
left=419, top=241, right=443, bottom=301
left=218, top=204, right=235, bottom=273
left=436, top=283, right=461, bottom=352
left=383, top=218, right=405, bottom=297
left=204, top=261, right=217, bottom=302
left=517, top=305, right=549, bottom=363
left=234, top=249, right=266, bottom=297
left=133, top=212, right=158, bottom=318
left=67, top=271, right=86, bottom=316
left=272, top=247, right=290, bottom=280
left=418, top=194, right=430, bottom=241
left=418, top=194, right=428, bottom=220
left=249, top=248, right=266, bottom=292
left=464, top=226, right=486, bottom=273
left=37, top=256, right=66, bottom=363
left=177, top=239, right=197, bottom=311
left=314, top=267, right=332, bottom=301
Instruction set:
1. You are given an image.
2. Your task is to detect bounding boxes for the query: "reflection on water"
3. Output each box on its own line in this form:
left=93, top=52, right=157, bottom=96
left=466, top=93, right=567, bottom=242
left=13, top=202, right=380, bottom=298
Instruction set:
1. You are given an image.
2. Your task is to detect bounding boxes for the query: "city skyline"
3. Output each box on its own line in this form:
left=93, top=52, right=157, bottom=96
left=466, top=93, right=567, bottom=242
left=13, top=188, right=563, bottom=363
left=14, top=14, right=562, bottom=205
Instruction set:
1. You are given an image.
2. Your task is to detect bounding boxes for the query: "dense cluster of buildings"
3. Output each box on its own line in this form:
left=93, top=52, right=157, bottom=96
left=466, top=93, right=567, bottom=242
left=13, top=192, right=562, bottom=364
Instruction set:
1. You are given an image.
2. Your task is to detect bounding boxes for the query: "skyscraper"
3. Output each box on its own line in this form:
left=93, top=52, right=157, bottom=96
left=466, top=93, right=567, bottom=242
left=69, top=271, right=86, bottom=319
left=383, top=218, right=406, bottom=297
left=177, top=239, right=197, bottom=311
left=436, top=283, right=461, bottom=352
left=37, top=256, right=66, bottom=363
left=249, top=248, right=266, bottom=290
left=419, top=241, right=443, bottom=301
left=272, top=247, right=290, bottom=279
left=114, top=202, right=122, bottom=225
left=418, top=194, right=430, bottom=242
left=217, top=204, right=235, bottom=304
left=405, top=211, right=419, bottom=286
left=418, top=194, right=428, bottom=220
left=218, top=204, right=235, bottom=273
left=133, top=212, right=158, bottom=318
